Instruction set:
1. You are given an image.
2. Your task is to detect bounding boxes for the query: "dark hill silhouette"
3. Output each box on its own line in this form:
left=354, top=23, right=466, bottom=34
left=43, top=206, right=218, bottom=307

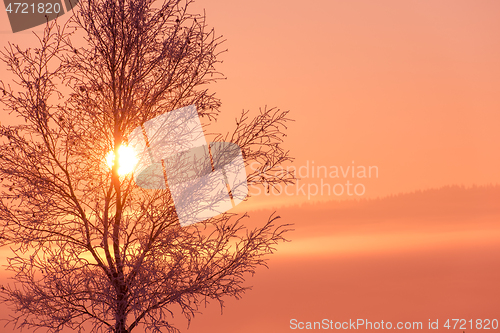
left=245, top=184, right=500, bottom=237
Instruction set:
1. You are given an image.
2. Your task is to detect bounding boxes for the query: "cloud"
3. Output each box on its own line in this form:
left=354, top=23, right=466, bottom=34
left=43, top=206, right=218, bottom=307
left=242, top=185, right=500, bottom=255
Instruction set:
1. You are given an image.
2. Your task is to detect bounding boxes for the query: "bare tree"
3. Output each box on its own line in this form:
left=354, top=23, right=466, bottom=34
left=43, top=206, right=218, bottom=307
left=0, top=0, right=294, bottom=332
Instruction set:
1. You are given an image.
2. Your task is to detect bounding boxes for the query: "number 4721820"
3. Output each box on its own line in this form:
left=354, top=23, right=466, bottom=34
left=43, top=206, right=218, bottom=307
left=5, top=2, right=62, bottom=14
left=443, top=319, right=498, bottom=330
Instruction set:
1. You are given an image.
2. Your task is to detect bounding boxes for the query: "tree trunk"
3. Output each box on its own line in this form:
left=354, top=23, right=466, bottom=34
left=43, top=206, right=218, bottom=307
left=115, top=316, right=129, bottom=333
left=115, top=285, right=129, bottom=333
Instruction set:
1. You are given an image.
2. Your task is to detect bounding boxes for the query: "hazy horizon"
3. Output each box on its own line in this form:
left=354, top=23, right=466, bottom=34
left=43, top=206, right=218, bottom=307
left=1, top=0, right=499, bottom=332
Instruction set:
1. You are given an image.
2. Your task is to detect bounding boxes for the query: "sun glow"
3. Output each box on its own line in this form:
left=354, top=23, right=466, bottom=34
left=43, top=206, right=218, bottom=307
left=106, top=145, right=138, bottom=176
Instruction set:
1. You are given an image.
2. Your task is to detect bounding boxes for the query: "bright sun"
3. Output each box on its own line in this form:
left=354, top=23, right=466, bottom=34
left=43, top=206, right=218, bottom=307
left=106, top=145, right=138, bottom=176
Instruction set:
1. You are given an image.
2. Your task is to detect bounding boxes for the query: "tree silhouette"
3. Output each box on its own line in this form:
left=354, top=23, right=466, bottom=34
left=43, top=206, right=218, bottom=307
left=0, top=0, right=294, bottom=332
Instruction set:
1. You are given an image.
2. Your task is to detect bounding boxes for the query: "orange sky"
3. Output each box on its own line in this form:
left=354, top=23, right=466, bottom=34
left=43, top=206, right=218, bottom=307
left=2, top=0, right=500, bottom=206
left=190, top=0, right=500, bottom=206
left=0, top=1, right=499, bottom=332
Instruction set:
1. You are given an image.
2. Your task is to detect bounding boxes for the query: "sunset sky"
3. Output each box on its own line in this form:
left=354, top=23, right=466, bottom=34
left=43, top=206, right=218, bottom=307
left=0, top=0, right=499, bottom=332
